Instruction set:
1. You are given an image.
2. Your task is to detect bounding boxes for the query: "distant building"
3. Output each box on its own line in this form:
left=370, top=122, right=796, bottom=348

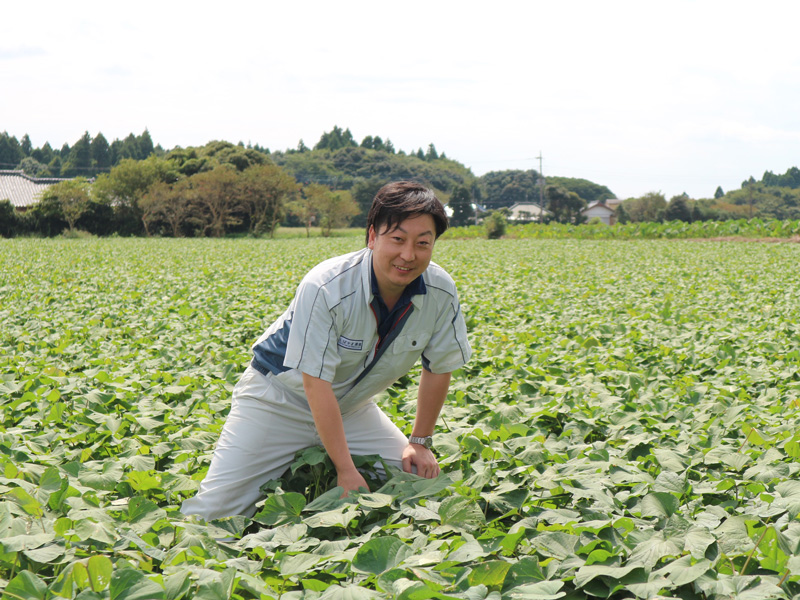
left=581, top=200, right=618, bottom=225
left=507, top=202, right=551, bottom=222
left=0, top=170, right=72, bottom=211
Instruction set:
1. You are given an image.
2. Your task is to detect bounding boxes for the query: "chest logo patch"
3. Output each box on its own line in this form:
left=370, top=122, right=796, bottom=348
left=337, top=336, right=364, bottom=351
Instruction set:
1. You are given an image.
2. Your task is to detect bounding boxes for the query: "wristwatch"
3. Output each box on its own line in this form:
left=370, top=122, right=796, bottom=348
left=408, top=435, right=433, bottom=449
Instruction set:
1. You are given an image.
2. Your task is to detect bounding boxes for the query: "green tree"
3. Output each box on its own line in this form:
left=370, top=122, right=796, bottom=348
left=615, top=202, right=630, bottom=224
left=665, top=194, right=692, bottom=222
left=137, top=129, right=154, bottom=159
left=0, top=199, right=18, bottom=237
left=140, top=179, right=196, bottom=237
left=20, top=134, right=32, bottom=156
left=42, top=178, right=92, bottom=233
left=546, top=185, right=586, bottom=224
left=186, top=166, right=242, bottom=237
left=47, top=156, right=63, bottom=177
left=0, top=132, right=24, bottom=168
left=350, top=177, right=385, bottom=228
left=238, top=163, right=298, bottom=236
left=62, top=131, right=93, bottom=177
left=500, top=182, right=527, bottom=206
left=91, top=133, right=111, bottom=173
left=92, top=156, right=173, bottom=235
left=425, top=144, right=439, bottom=161
left=32, top=142, right=55, bottom=166
left=714, top=186, right=725, bottom=199
left=313, top=186, right=359, bottom=237
left=448, top=185, right=474, bottom=226
left=288, top=185, right=320, bottom=236
left=61, top=131, right=92, bottom=177
left=622, top=192, right=667, bottom=222
left=18, top=157, right=49, bottom=177
left=314, top=126, right=357, bottom=151
left=484, top=210, right=507, bottom=239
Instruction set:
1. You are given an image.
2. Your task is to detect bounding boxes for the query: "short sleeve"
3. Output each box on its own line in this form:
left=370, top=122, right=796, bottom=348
left=282, top=278, right=341, bottom=381
left=421, top=291, right=471, bottom=374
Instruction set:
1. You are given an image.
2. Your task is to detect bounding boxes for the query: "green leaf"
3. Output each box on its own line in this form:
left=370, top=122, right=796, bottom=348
left=352, top=536, right=413, bottom=575
left=87, top=555, right=113, bottom=592
left=38, top=466, right=64, bottom=495
left=654, top=555, right=713, bottom=586
left=684, top=528, right=717, bottom=559
left=505, top=580, right=565, bottom=600
left=439, top=496, right=485, bottom=528
left=21, top=543, right=65, bottom=563
left=653, top=471, right=687, bottom=495
left=639, top=492, right=679, bottom=518
left=503, top=557, right=546, bottom=590
left=2, top=570, right=47, bottom=600
left=6, top=487, right=43, bottom=518
left=358, top=493, right=394, bottom=509
left=192, top=568, right=236, bottom=600
left=253, top=492, right=307, bottom=525
left=126, top=471, right=162, bottom=492
left=163, top=572, right=191, bottom=600
left=302, top=505, right=360, bottom=529
left=628, top=532, right=681, bottom=569
left=277, top=552, right=322, bottom=576
left=109, top=568, right=165, bottom=600
left=78, top=461, right=124, bottom=491
left=319, top=585, right=383, bottom=600
left=574, top=564, right=643, bottom=588
left=529, top=532, right=579, bottom=560
left=468, top=560, right=511, bottom=589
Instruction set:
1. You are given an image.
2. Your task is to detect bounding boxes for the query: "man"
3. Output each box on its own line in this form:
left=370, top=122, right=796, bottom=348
left=181, top=181, right=471, bottom=521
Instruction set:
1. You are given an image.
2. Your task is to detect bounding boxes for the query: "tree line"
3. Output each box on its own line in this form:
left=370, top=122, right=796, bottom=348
left=3, top=126, right=799, bottom=237
left=617, top=184, right=800, bottom=224
left=0, top=130, right=157, bottom=178
left=0, top=146, right=358, bottom=238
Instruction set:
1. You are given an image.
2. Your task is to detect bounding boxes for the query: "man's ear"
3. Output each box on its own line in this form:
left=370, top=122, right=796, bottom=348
left=367, top=225, right=376, bottom=249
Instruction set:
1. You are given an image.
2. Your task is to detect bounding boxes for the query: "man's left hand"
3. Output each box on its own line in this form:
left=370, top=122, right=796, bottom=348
left=401, top=443, right=440, bottom=478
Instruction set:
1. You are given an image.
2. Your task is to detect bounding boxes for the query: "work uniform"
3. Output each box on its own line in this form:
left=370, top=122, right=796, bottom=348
left=181, top=247, right=471, bottom=520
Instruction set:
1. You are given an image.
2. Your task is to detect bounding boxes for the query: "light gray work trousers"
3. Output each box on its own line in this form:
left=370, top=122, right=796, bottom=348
left=180, top=366, right=409, bottom=521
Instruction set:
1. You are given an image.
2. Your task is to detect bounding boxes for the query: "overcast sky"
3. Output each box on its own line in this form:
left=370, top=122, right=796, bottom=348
left=3, top=1, right=799, bottom=199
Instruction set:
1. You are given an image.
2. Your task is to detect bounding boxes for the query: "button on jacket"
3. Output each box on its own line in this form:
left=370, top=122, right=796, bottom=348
left=251, top=247, right=471, bottom=415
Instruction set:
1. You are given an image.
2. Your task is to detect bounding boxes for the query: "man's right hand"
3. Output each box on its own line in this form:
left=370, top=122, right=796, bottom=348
left=336, top=467, right=369, bottom=497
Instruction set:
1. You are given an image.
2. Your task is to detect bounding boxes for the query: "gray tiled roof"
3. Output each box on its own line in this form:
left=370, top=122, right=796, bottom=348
left=0, top=170, right=71, bottom=209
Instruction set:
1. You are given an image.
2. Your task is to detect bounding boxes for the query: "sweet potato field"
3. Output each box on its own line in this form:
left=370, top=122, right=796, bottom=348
left=2, top=237, right=800, bottom=600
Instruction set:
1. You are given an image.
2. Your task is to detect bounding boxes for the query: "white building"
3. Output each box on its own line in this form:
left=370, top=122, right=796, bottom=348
left=581, top=200, right=617, bottom=225
left=507, top=202, right=551, bottom=222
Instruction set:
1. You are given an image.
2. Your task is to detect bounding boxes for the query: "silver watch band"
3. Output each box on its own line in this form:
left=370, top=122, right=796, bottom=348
left=408, top=435, right=433, bottom=448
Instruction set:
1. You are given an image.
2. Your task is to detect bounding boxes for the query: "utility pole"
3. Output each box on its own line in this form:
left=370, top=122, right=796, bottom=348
left=536, top=151, right=545, bottom=221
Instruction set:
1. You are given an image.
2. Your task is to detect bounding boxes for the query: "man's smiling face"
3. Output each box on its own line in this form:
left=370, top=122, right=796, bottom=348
left=368, top=213, right=436, bottom=304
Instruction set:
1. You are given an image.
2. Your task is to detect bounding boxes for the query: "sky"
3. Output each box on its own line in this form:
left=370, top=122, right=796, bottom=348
left=3, top=0, right=800, bottom=200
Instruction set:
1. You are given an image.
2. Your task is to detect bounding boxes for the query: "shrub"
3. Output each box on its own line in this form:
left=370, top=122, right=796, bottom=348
left=484, top=210, right=507, bottom=239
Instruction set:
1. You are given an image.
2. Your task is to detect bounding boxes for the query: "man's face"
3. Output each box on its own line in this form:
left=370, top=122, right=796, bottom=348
left=368, top=214, right=436, bottom=302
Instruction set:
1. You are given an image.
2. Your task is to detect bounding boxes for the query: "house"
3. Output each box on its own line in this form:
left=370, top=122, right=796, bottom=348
left=507, top=202, right=550, bottom=222
left=0, top=170, right=71, bottom=212
left=581, top=200, right=617, bottom=225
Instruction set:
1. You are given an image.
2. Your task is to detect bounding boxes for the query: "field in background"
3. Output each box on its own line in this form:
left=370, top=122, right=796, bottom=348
left=2, top=237, right=800, bottom=599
